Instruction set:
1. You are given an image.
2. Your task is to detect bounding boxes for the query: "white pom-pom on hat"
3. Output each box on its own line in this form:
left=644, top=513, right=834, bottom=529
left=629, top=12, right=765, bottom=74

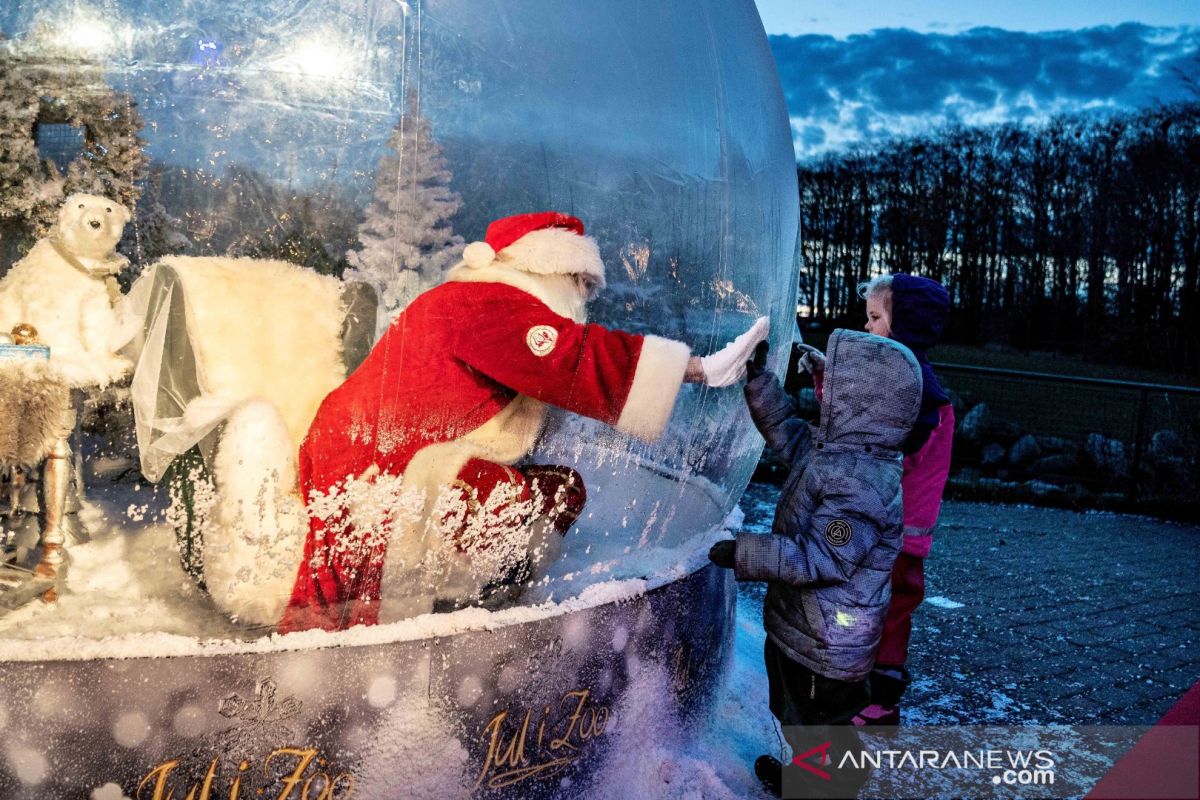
left=463, top=241, right=496, bottom=270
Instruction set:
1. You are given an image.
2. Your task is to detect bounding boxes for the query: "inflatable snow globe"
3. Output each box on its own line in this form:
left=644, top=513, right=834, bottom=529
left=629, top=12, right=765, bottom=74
left=0, top=0, right=798, bottom=795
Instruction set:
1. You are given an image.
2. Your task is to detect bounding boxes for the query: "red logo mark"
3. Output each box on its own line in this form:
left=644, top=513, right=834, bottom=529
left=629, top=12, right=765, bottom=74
left=791, top=741, right=833, bottom=780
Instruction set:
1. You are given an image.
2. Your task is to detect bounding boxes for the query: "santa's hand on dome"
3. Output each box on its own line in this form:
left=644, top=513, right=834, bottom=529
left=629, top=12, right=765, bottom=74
left=699, top=316, right=770, bottom=388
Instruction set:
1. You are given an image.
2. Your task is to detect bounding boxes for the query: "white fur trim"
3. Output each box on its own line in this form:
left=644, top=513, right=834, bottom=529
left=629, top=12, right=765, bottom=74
left=497, top=228, right=605, bottom=288
left=615, top=335, right=690, bottom=442
left=205, top=398, right=306, bottom=627
left=463, top=241, right=495, bottom=269
left=157, top=255, right=347, bottom=449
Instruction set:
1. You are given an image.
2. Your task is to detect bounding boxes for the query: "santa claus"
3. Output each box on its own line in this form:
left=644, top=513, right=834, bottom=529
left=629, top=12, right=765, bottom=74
left=279, top=212, right=767, bottom=632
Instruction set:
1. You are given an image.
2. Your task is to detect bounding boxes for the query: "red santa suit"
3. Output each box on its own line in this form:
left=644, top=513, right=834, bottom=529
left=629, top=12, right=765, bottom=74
left=279, top=213, right=692, bottom=632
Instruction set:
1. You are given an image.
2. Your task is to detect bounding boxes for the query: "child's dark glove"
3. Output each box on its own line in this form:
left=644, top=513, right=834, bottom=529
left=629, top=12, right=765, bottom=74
left=708, top=539, right=736, bottom=569
left=745, top=341, right=769, bottom=381
left=794, top=343, right=826, bottom=375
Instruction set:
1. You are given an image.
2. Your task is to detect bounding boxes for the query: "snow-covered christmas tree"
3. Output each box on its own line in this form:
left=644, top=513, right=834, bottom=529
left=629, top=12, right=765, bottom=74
left=345, top=91, right=464, bottom=314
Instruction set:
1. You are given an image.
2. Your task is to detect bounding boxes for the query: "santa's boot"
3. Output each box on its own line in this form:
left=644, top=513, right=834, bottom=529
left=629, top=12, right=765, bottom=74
left=523, top=464, right=587, bottom=534
left=206, top=398, right=306, bottom=628
left=430, top=461, right=586, bottom=611
left=522, top=464, right=586, bottom=585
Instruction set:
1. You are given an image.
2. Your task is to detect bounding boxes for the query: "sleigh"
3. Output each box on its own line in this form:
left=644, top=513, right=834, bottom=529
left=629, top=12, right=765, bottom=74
left=124, top=256, right=378, bottom=625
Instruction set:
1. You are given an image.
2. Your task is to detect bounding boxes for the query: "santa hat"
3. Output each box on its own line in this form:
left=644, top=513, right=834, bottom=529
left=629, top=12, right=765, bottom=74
left=461, top=212, right=606, bottom=289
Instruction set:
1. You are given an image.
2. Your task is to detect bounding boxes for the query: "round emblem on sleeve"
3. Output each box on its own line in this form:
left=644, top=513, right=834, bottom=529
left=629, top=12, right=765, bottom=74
left=526, top=325, right=558, bottom=357
left=824, top=519, right=852, bottom=547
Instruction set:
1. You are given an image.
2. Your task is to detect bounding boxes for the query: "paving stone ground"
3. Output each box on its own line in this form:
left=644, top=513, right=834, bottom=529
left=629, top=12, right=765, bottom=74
left=736, top=485, right=1200, bottom=727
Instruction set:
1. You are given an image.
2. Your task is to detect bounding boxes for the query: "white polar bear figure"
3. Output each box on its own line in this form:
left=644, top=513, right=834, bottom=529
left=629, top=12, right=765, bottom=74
left=0, top=194, right=134, bottom=387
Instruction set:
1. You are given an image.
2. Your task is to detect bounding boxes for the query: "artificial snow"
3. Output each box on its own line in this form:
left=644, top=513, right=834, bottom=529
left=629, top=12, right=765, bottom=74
left=0, top=467, right=780, bottom=798
left=0, top=477, right=738, bottom=662
left=113, top=711, right=152, bottom=748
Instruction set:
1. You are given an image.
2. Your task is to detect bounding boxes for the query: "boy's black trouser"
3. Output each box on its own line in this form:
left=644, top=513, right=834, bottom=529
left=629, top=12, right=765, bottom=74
left=764, top=638, right=872, bottom=799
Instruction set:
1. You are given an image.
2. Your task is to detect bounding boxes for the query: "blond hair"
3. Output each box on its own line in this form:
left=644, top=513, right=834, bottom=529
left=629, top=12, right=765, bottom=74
left=856, top=273, right=893, bottom=300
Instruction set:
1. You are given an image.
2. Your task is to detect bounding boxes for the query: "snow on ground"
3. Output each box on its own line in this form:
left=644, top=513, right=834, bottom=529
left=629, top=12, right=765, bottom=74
left=0, top=484, right=248, bottom=644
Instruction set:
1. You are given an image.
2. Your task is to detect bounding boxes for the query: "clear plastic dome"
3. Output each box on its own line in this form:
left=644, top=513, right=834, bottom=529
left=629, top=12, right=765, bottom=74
left=0, top=0, right=798, bottom=645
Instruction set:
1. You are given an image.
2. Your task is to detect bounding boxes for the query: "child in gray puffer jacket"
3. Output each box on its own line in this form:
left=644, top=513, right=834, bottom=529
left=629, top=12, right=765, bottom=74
left=709, top=328, right=922, bottom=798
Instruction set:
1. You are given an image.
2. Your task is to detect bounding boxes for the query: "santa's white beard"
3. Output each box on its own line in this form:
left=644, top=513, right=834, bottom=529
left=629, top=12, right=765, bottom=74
left=522, top=272, right=588, bottom=322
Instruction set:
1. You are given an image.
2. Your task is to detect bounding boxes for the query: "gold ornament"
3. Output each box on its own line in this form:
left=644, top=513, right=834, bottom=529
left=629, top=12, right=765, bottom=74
left=11, top=323, right=39, bottom=345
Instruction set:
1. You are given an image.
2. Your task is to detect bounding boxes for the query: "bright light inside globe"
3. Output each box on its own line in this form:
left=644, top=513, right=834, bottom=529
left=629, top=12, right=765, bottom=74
left=53, top=11, right=117, bottom=56
left=272, top=32, right=357, bottom=84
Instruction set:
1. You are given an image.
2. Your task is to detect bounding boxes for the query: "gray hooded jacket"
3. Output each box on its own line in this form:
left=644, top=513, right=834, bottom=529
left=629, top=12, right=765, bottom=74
left=735, top=329, right=922, bottom=681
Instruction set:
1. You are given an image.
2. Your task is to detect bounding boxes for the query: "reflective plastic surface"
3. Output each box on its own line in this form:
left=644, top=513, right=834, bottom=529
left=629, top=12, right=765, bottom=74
left=0, top=0, right=798, bottom=643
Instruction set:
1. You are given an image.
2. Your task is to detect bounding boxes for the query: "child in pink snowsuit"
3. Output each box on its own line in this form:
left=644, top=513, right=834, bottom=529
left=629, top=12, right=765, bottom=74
left=858, top=273, right=953, bottom=723
left=802, top=273, right=954, bottom=725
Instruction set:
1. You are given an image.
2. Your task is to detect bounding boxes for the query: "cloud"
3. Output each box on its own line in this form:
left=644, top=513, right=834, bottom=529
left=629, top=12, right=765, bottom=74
left=769, top=24, right=1200, bottom=160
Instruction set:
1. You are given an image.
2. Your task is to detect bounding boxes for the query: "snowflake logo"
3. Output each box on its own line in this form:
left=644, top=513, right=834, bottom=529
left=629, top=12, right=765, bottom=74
left=216, top=677, right=303, bottom=753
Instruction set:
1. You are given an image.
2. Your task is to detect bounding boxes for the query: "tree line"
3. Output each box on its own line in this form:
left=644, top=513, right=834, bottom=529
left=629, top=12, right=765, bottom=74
left=798, top=102, right=1200, bottom=376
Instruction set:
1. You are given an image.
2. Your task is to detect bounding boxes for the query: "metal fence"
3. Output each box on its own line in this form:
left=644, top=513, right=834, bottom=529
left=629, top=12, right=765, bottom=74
left=933, top=363, right=1200, bottom=514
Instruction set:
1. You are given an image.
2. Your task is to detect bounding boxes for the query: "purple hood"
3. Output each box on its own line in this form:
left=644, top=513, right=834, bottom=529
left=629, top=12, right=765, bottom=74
left=890, top=274, right=951, bottom=452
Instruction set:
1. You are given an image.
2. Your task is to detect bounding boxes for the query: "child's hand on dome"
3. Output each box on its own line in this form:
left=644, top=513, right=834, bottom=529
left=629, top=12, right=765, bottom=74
left=745, top=341, right=770, bottom=381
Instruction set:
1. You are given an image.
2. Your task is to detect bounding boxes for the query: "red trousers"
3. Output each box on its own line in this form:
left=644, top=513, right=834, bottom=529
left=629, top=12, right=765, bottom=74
left=279, top=459, right=585, bottom=632
left=444, top=460, right=585, bottom=552
left=875, top=551, right=926, bottom=667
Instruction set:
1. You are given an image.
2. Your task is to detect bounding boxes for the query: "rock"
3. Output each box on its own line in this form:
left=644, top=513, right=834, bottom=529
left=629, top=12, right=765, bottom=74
left=1144, top=429, right=1196, bottom=499
left=958, top=403, right=992, bottom=441
left=1064, top=482, right=1089, bottom=503
left=1009, top=434, right=1042, bottom=467
left=946, top=388, right=967, bottom=417
left=958, top=402, right=1022, bottom=444
left=1036, top=436, right=1078, bottom=457
left=1025, top=480, right=1066, bottom=500
left=990, top=419, right=1023, bottom=445
left=1149, top=429, right=1186, bottom=462
left=1029, top=454, right=1081, bottom=480
left=981, top=443, right=1006, bottom=466
left=983, top=477, right=1007, bottom=491
left=1084, top=433, right=1129, bottom=479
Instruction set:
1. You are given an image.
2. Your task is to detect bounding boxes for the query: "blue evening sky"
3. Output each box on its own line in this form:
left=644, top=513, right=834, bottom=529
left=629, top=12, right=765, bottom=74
left=753, top=1, right=1200, bottom=159
left=754, top=0, right=1200, bottom=38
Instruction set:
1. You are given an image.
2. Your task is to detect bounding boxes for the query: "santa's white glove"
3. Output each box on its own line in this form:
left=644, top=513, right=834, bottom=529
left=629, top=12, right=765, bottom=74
left=700, top=316, right=770, bottom=388
left=795, top=343, right=826, bottom=375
